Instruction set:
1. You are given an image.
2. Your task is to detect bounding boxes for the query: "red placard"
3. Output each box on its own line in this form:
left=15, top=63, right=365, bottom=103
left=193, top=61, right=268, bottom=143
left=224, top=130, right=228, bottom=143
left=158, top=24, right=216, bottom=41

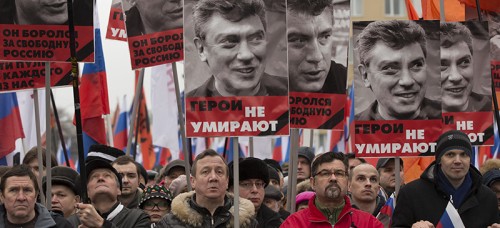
left=106, top=2, right=127, bottom=41
left=442, top=112, right=494, bottom=145
left=127, top=29, right=183, bottom=69
left=186, top=96, right=289, bottom=137
left=0, top=62, right=72, bottom=93
left=289, top=92, right=345, bottom=130
left=354, top=119, right=442, bottom=157
left=0, top=25, right=94, bottom=62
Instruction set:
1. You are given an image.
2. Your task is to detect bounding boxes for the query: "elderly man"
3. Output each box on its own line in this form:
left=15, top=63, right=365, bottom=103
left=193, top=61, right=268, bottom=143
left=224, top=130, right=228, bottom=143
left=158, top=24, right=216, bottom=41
left=392, top=130, right=500, bottom=227
left=0, top=165, right=71, bottom=227
left=156, top=149, right=257, bottom=227
left=44, top=166, right=81, bottom=218
left=125, top=0, right=182, bottom=37
left=349, top=163, right=385, bottom=216
left=287, top=0, right=346, bottom=94
left=187, top=0, right=287, bottom=97
left=355, top=20, right=441, bottom=120
left=0, top=0, right=91, bottom=25
left=112, top=155, right=142, bottom=208
left=67, top=145, right=150, bottom=228
left=282, top=152, right=383, bottom=227
left=229, top=157, right=282, bottom=228
left=440, top=22, right=492, bottom=112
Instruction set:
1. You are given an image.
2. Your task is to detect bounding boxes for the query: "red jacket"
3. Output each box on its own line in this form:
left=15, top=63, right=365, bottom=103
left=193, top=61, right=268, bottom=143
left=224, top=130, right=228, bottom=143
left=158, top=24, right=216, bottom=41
left=281, top=195, right=383, bottom=228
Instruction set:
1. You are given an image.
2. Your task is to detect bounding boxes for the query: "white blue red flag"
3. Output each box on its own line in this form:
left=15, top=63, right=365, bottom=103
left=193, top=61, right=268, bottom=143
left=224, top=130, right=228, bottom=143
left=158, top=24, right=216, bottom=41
left=0, top=92, right=24, bottom=165
left=436, top=201, right=465, bottom=228
left=377, top=193, right=395, bottom=227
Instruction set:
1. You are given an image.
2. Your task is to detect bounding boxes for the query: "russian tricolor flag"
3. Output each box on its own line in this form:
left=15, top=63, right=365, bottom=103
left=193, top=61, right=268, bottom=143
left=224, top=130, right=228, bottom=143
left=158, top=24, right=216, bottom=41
left=436, top=201, right=465, bottom=228
left=273, top=137, right=282, bottom=163
left=376, top=193, right=395, bottom=227
left=0, top=92, right=24, bottom=165
left=113, top=96, right=128, bottom=151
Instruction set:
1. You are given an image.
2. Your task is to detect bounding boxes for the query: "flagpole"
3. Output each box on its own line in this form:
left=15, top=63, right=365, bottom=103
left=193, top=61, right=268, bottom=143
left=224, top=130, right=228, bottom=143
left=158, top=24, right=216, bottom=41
left=44, top=63, right=52, bottom=209
left=105, top=114, right=114, bottom=147
left=50, top=89, right=70, bottom=167
left=33, top=89, right=46, bottom=205
left=249, top=137, right=254, bottom=157
left=286, top=129, right=300, bottom=213
left=171, top=62, right=192, bottom=191
left=233, top=137, right=240, bottom=228
left=66, top=0, right=87, bottom=203
left=133, top=96, right=141, bottom=160
left=126, top=69, right=144, bottom=156
left=394, top=156, right=401, bottom=208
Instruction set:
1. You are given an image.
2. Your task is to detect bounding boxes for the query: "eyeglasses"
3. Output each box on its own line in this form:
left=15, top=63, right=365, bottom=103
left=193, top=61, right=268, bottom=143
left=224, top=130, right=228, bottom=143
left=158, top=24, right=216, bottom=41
left=240, top=181, right=265, bottom=190
left=314, top=169, right=347, bottom=179
left=143, top=200, right=169, bottom=211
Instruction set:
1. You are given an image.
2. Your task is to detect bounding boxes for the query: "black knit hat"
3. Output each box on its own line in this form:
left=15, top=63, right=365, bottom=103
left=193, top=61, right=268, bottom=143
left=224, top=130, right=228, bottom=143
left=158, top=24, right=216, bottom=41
left=483, top=169, right=500, bottom=187
left=268, top=165, right=280, bottom=183
left=298, top=147, right=315, bottom=164
left=264, top=159, right=283, bottom=173
left=264, top=185, right=283, bottom=201
left=229, top=157, right=269, bottom=188
left=435, top=130, right=472, bottom=163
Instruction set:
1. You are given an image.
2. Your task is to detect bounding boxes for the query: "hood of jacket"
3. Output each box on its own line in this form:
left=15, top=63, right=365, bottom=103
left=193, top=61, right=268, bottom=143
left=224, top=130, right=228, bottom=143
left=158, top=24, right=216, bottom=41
left=170, top=191, right=255, bottom=227
left=420, top=161, right=483, bottom=197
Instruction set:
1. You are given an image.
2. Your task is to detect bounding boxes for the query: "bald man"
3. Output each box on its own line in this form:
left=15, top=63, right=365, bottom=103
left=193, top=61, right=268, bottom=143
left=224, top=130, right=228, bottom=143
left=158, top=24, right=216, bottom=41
left=349, top=164, right=385, bottom=216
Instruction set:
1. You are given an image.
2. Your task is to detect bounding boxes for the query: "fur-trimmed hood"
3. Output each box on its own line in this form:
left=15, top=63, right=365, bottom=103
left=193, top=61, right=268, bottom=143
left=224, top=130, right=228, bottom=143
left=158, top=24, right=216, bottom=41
left=170, top=191, right=255, bottom=228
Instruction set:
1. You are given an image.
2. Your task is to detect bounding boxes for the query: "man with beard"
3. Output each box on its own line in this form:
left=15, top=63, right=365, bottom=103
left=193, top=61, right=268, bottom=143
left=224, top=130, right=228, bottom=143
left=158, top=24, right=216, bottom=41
left=392, top=130, right=500, bottom=227
left=282, top=152, right=382, bottom=227
left=125, top=0, right=182, bottom=37
left=348, top=164, right=385, bottom=216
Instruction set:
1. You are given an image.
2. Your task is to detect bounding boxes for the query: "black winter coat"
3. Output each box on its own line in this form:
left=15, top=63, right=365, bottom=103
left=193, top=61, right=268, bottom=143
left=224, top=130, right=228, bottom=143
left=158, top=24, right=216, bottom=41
left=392, top=161, right=499, bottom=227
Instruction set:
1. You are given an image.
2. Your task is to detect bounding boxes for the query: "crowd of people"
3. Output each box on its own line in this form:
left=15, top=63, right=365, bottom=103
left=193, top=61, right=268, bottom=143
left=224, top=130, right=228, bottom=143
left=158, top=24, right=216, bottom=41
left=0, top=130, right=499, bottom=227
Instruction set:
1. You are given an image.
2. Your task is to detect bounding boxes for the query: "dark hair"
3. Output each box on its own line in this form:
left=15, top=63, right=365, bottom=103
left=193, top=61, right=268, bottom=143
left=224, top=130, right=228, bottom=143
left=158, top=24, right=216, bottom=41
left=191, top=149, right=228, bottom=177
left=22, top=147, right=58, bottom=169
left=440, top=22, right=473, bottom=55
left=287, top=0, right=332, bottom=16
left=112, top=155, right=140, bottom=177
left=345, top=153, right=366, bottom=163
left=193, top=0, right=267, bottom=39
left=0, top=165, right=38, bottom=194
left=311, top=152, right=348, bottom=176
left=357, top=20, right=427, bottom=65
left=0, top=166, right=11, bottom=179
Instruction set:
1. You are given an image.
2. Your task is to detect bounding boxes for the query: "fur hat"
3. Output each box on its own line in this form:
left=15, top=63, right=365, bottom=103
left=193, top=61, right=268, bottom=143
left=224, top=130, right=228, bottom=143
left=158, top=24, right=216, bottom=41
left=435, top=130, right=472, bottom=163
left=229, top=157, right=269, bottom=188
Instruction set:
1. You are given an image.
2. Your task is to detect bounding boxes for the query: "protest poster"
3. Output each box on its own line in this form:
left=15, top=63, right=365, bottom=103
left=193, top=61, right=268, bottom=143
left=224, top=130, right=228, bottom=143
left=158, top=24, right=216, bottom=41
left=288, top=0, right=348, bottom=130
left=106, top=0, right=127, bottom=41
left=184, top=0, right=289, bottom=137
left=353, top=20, right=442, bottom=157
left=0, top=62, right=72, bottom=93
left=123, top=0, right=183, bottom=69
left=0, top=0, right=94, bottom=62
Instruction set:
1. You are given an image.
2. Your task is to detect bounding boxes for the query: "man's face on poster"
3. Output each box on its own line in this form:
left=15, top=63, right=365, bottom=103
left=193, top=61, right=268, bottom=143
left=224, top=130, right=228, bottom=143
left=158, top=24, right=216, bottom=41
left=15, top=0, right=69, bottom=25
left=194, top=14, right=267, bottom=95
left=287, top=9, right=333, bottom=92
left=360, top=42, right=427, bottom=119
left=134, top=0, right=183, bottom=33
left=440, top=41, right=473, bottom=112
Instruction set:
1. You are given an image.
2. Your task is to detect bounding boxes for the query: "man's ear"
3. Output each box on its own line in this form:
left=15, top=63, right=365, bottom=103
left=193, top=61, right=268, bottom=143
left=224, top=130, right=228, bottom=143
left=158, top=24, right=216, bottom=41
left=309, top=176, right=315, bottom=192
left=358, top=64, right=370, bottom=88
left=194, top=37, right=207, bottom=63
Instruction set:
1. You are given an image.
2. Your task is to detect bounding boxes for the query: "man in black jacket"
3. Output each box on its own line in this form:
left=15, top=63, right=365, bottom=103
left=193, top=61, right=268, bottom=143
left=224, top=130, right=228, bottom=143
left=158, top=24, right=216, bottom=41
left=392, top=130, right=500, bottom=227
left=229, top=157, right=282, bottom=228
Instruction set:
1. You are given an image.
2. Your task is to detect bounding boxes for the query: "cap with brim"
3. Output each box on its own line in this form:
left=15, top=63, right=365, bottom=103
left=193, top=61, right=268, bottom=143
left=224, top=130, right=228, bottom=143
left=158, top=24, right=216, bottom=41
left=43, top=166, right=80, bottom=195
left=376, top=158, right=404, bottom=170
left=164, top=160, right=186, bottom=176
left=86, top=159, right=122, bottom=190
left=139, top=185, right=173, bottom=209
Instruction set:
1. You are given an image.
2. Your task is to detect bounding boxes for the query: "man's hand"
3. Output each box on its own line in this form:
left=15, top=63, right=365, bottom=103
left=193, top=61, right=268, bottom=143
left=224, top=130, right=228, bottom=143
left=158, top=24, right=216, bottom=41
left=76, top=203, right=105, bottom=228
left=488, top=223, right=500, bottom=228
left=411, top=220, right=434, bottom=228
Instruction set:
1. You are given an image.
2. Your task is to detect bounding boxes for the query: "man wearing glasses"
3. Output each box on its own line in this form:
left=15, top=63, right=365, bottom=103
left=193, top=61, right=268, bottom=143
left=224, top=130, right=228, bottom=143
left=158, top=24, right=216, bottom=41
left=282, top=152, right=382, bottom=227
left=229, top=157, right=282, bottom=227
